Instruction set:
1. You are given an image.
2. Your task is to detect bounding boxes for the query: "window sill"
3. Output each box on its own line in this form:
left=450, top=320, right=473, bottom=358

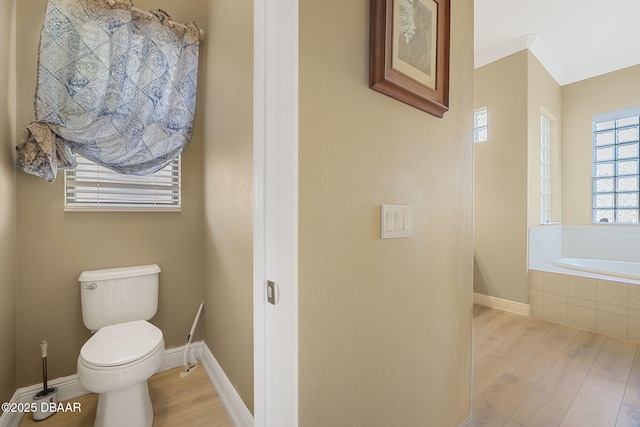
left=64, top=206, right=182, bottom=213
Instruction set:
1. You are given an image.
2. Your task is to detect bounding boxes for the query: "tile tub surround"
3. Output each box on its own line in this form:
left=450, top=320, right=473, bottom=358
left=529, top=270, right=640, bottom=341
left=562, top=225, right=640, bottom=262
left=529, top=225, right=640, bottom=270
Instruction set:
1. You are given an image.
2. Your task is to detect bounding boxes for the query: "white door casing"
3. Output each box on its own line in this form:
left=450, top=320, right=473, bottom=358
left=253, top=0, right=298, bottom=426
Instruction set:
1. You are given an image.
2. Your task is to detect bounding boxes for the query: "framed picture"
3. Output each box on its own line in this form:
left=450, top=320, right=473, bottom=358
left=370, top=0, right=450, bottom=117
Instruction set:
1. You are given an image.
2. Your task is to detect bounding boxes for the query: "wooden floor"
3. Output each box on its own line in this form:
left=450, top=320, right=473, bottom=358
left=472, top=304, right=640, bottom=427
left=19, top=366, right=232, bottom=427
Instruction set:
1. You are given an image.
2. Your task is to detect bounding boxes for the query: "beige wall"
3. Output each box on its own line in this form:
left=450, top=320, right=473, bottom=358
left=474, top=51, right=529, bottom=303
left=299, top=0, right=474, bottom=425
left=15, top=0, right=206, bottom=387
left=562, top=65, right=640, bottom=224
left=0, top=0, right=17, bottom=404
left=474, top=51, right=561, bottom=303
left=203, top=0, right=254, bottom=413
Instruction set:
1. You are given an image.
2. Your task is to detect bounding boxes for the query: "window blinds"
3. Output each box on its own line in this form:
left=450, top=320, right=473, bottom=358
left=65, top=155, right=181, bottom=211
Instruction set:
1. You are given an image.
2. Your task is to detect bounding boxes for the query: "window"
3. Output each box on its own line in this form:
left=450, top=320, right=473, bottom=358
left=474, top=107, right=488, bottom=143
left=540, top=114, right=552, bottom=223
left=592, top=107, right=640, bottom=223
left=65, top=155, right=181, bottom=211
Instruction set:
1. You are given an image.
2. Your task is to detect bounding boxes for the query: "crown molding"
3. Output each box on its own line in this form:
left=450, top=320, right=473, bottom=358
left=475, top=33, right=640, bottom=86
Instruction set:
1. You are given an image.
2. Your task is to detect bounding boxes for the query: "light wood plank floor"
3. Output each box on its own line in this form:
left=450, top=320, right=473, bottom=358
left=472, top=304, right=640, bottom=427
left=19, top=366, right=232, bottom=427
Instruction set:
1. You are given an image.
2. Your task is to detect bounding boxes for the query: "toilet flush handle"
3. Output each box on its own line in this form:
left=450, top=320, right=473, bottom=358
left=82, top=283, right=97, bottom=290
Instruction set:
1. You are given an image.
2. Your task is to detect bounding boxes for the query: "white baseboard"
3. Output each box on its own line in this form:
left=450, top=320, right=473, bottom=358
left=0, top=372, right=90, bottom=427
left=0, top=341, right=204, bottom=427
left=200, top=344, right=254, bottom=427
left=457, top=413, right=474, bottom=427
left=0, top=390, right=20, bottom=427
left=473, top=292, right=531, bottom=316
left=158, top=341, right=203, bottom=373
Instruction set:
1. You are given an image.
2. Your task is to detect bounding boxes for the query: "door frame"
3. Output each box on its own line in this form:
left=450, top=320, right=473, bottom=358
left=253, top=0, right=299, bottom=426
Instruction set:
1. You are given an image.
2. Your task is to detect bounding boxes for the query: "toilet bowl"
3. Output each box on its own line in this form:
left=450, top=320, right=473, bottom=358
left=78, top=320, right=164, bottom=427
left=76, top=265, right=163, bottom=427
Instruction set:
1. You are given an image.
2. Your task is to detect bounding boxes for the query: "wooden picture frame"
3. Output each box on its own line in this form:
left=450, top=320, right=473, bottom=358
left=370, top=0, right=450, bottom=118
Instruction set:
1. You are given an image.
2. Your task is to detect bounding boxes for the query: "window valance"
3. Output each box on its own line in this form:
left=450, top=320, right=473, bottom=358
left=16, top=0, right=200, bottom=182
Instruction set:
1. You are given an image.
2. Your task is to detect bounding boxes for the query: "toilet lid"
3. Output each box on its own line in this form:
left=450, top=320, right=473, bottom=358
left=80, top=320, right=163, bottom=367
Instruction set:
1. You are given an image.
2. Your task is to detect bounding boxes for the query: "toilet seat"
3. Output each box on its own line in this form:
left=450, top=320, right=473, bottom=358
left=80, top=320, right=163, bottom=368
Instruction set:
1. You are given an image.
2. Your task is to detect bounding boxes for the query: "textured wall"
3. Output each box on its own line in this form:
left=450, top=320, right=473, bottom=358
left=0, top=0, right=17, bottom=405
left=299, top=0, right=475, bottom=425
left=203, top=0, right=254, bottom=413
left=14, top=0, right=206, bottom=387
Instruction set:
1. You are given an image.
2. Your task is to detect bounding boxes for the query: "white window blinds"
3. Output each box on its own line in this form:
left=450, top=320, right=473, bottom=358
left=65, top=155, right=181, bottom=211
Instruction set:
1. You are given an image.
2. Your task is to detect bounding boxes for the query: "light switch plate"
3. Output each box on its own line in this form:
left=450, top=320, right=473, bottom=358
left=381, top=205, right=412, bottom=239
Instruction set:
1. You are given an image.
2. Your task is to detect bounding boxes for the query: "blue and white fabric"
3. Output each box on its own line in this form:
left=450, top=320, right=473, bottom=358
left=17, top=0, right=200, bottom=182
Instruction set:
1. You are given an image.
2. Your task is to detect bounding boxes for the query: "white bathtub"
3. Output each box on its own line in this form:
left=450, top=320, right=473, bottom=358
left=552, top=258, right=640, bottom=281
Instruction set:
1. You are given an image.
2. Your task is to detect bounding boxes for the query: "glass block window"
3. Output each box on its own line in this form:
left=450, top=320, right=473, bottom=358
left=65, top=155, right=181, bottom=211
left=474, top=107, right=488, bottom=143
left=592, top=108, right=640, bottom=223
left=540, top=114, right=551, bottom=223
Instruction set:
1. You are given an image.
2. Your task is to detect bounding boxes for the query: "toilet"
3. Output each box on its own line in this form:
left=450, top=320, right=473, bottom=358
left=77, top=264, right=165, bottom=427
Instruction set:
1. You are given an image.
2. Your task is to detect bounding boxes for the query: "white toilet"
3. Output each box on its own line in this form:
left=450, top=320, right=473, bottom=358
left=77, top=264, right=165, bottom=427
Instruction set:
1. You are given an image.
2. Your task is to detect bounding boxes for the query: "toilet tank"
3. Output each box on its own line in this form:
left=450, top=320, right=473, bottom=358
left=79, top=264, right=161, bottom=331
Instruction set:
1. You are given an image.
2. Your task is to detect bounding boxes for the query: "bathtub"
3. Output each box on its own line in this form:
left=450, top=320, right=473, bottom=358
left=529, top=259, right=640, bottom=342
left=551, top=257, right=640, bottom=281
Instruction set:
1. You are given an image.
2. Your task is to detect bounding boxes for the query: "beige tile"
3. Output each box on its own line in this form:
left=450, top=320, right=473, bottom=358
left=598, top=301, right=629, bottom=315
left=597, top=280, right=629, bottom=306
left=529, top=289, right=544, bottom=300
left=629, top=285, right=640, bottom=309
left=510, top=351, right=594, bottom=427
left=568, top=305, right=596, bottom=331
left=473, top=353, right=513, bottom=398
left=569, top=276, right=597, bottom=300
left=545, top=292, right=568, bottom=304
left=596, top=310, right=628, bottom=339
left=629, top=307, right=640, bottom=319
left=529, top=270, right=544, bottom=292
left=615, top=404, right=640, bottom=427
left=543, top=299, right=568, bottom=324
left=568, top=296, right=596, bottom=309
left=559, top=372, right=626, bottom=427
left=471, top=374, right=534, bottom=427
left=529, top=296, right=543, bottom=318
left=591, top=337, right=637, bottom=382
left=544, top=272, right=569, bottom=295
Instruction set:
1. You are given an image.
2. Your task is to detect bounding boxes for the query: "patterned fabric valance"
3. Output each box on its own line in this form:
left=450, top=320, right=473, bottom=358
left=16, top=0, right=200, bottom=182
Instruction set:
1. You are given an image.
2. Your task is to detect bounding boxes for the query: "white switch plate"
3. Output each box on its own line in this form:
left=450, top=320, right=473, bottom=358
left=381, top=205, right=412, bottom=239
